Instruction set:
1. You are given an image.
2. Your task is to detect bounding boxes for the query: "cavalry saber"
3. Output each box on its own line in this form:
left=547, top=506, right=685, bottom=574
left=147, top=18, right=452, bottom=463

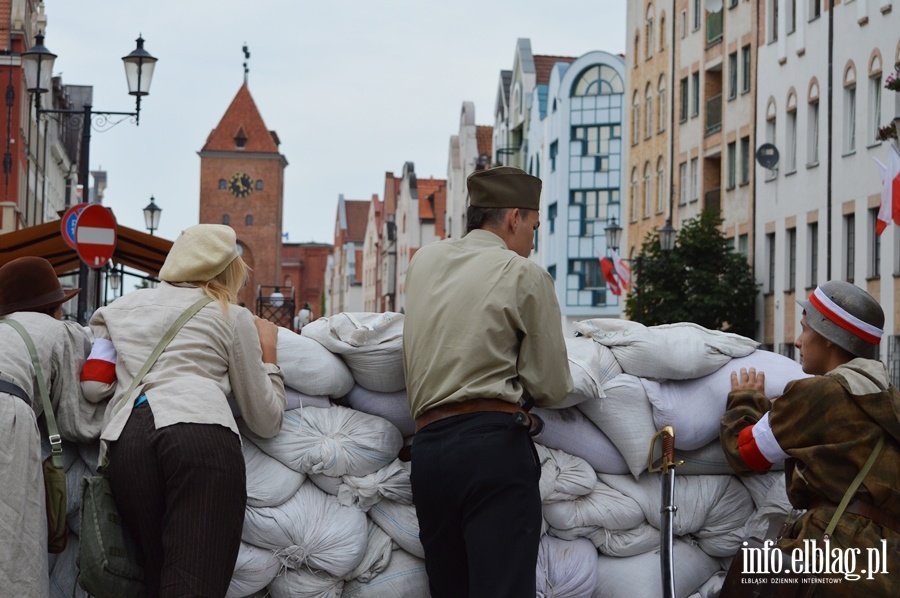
left=648, top=425, right=681, bottom=598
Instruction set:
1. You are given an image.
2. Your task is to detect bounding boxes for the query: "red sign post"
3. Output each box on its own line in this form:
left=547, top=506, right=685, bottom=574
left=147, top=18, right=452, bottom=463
left=74, top=204, right=117, bottom=268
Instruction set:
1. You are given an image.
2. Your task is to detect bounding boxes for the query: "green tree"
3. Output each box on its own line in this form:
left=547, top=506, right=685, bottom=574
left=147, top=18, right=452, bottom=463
left=625, top=211, right=759, bottom=337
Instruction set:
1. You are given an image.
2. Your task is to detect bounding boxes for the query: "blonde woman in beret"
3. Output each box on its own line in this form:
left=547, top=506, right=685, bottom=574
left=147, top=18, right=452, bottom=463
left=81, top=224, right=285, bottom=596
left=0, top=256, right=89, bottom=598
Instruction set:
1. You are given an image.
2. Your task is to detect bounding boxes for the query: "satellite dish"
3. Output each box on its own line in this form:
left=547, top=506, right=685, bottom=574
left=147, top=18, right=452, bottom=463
left=756, top=143, right=780, bottom=169
left=706, top=0, right=724, bottom=12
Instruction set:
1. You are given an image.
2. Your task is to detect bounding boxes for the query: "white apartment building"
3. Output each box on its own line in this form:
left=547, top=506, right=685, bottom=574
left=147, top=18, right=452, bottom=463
left=526, top=51, right=628, bottom=334
left=755, top=0, right=899, bottom=382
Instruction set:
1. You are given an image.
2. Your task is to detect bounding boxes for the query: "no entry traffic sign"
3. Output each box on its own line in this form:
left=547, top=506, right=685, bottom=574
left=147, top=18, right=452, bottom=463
left=60, top=203, right=88, bottom=250
left=74, top=204, right=117, bottom=268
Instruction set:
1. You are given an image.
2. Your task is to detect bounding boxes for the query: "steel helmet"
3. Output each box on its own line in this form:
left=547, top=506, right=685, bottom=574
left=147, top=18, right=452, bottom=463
left=797, top=281, right=884, bottom=359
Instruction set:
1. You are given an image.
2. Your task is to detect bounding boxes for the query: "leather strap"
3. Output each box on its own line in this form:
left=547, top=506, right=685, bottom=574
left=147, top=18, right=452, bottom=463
left=808, top=498, right=900, bottom=536
left=0, top=379, right=30, bottom=404
left=415, top=398, right=528, bottom=433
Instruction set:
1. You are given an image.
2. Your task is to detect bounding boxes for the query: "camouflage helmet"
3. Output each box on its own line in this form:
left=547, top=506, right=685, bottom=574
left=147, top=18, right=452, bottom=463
left=797, top=280, right=884, bottom=359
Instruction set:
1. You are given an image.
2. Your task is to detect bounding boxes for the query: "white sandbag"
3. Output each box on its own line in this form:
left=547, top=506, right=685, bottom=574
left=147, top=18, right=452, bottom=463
left=345, top=385, right=415, bottom=438
left=536, top=535, right=599, bottom=598
left=587, top=521, right=660, bottom=557
left=369, top=499, right=425, bottom=559
left=285, top=387, right=333, bottom=410
left=577, top=374, right=657, bottom=478
left=599, top=473, right=754, bottom=557
left=338, top=458, right=413, bottom=511
left=591, top=539, right=721, bottom=598
left=533, top=407, right=630, bottom=475
left=242, top=482, right=368, bottom=579
left=302, top=312, right=405, bottom=392
left=542, top=477, right=645, bottom=535
left=575, top=319, right=758, bottom=380
left=267, top=566, right=343, bottom=598
left=342, top=549, right=430, bottom=598
left=344, top=520, right=394, bottom=583
left=242, top=435, right=306, bottom=508
left=49, top=533, right=88, bottom=598
left=308, top=472, right=343, bottom=496
left=644, top=350, right=809, bottom=450
left=560, top=336, right=618, bottom=408
left=227, top=542, right=282, bottom=598
left=241, top=405, right=403, bottom=477
left=739, top=471, right=791, bottom=512
left=673, top=441, right=735, bottom=476
left=687, top=571, right=727, bottom=598
left=536, top=444, right=597, bottom=503
left=277, top=327, right=355, bottom=398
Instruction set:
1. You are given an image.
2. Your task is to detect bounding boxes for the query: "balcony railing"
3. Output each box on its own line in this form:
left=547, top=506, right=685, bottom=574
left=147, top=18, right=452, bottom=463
left=706, top=94, right=722, bottom=136
left=707, top=10, right=723, bottom=44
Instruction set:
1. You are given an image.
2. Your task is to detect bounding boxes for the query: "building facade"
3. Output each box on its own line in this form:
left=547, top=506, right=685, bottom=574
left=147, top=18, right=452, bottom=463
left=754, top=0, right=900, bottom=382
left=445, top=101, right=492, bottom=240
left=326, top=194, right=369, bottom=315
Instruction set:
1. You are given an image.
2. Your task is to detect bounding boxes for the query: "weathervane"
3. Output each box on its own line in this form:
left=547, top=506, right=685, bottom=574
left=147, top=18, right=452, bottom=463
left=243, top=43, right=250, bottom=84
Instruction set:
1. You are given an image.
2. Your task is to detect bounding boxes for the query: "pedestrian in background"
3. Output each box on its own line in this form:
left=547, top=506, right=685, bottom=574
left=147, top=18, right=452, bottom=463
left=402, top=166, right=573, bottom=597
left=0, top=257, right=88, bottom=598
left=81, top=224, right=286, bottom=596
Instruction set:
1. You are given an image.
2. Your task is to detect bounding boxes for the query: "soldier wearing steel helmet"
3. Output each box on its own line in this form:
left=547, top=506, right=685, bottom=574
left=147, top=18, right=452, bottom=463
left=721, top=280, right=899, bottom=596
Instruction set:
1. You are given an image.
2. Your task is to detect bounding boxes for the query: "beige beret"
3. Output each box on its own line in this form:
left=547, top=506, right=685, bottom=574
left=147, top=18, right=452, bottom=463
left=159, top=224, right=239, bottom=283
left=467, top=166, right=541, bottom=211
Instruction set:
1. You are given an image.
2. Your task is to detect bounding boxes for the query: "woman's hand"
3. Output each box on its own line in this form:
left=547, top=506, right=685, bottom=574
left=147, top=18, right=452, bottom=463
left=730, top=367, right=766, bottom=394
left=254, top=316, right=278, bottom=364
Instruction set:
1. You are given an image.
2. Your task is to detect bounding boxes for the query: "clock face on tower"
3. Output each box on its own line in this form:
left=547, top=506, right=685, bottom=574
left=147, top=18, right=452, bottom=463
left=229, top=172, right=254, bottom=198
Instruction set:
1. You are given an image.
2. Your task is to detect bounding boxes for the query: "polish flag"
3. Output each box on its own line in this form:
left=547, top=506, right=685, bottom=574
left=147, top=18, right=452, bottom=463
left=610, top=249, right=631, bottom=292
left=874, top=144, right=900, bottom=236
left=600, top=257, right=621, bottom=296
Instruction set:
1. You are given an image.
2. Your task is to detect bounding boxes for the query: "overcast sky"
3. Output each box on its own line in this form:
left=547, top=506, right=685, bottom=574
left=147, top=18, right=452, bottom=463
left=46, top=1, right=627, bottom=244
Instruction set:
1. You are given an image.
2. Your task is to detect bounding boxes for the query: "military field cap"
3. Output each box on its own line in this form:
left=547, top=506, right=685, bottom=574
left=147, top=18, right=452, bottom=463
left=467, top=166, right=541, bottom=211
left=797, top=280, right=884, bottom=359
left=0, top=256, right=80, bottom=316
left=159, top=224, right=239, bottom=283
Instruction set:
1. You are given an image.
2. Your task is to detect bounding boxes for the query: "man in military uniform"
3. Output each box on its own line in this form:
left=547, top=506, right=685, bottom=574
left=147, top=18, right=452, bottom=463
left=403, top=166, right=573, bottom=597
left=721, top=280, right=899, bottom=596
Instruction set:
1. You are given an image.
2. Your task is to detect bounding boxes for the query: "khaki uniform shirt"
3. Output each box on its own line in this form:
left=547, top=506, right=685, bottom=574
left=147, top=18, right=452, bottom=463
left=403, top=229, right=573, bottom=420
left=83, top=283, right=285, bottom=445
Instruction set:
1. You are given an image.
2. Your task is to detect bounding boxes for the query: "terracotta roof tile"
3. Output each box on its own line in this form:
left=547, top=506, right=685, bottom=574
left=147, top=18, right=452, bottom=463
left=345, top=200, right=370, bottom=242
left=202, top=84, right=279, bottom=153
left=416, top=178, right=446, bottom=221
left=533, top=55, right=577, bottom=85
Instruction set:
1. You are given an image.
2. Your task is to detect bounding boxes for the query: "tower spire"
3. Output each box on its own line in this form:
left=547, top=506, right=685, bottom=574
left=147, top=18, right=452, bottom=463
left=242, top=43, right=250, bottom=84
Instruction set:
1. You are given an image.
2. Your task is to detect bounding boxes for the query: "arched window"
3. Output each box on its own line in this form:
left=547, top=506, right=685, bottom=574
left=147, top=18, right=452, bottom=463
left=245, top=214, right=253, bottom=226
left=658, top=75, right=667, bottom=132
left=646, top=5, right=654, bottom=59
left=255, top=179, right=264, bottom=191
left=218, top=179, right=227, bottom=190
left=656, top=157, right=666, bottom=214
left=643, top=162, right=652, bottom=218
left=634, top=32, right=640, bottom=67
left=659, top=14, right=666, bottom=51
left=573, top=65, right=625, bottom=96
left=645, top=84, right=653, bottom=138
left=633, top=91, right=641, bottom=144
left=223, top=214, right=230, bottom=225
left=630, top=169, right=639, bottom=222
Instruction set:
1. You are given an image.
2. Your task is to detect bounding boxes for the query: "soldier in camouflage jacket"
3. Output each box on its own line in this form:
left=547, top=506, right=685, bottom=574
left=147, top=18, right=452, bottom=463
left=721, top=281, right=899, bottom=597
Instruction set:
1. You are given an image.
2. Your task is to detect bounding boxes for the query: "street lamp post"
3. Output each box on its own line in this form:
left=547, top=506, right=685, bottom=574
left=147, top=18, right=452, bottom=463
left=22, top=32, right=157, bottom=324
left=143, top=195, right=162, bottom=235
left=605, top=216, right=677, bottom=322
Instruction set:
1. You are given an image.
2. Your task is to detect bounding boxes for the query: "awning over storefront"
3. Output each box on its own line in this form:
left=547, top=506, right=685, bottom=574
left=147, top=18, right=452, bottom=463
left=0, top=219, right=172, bottom=277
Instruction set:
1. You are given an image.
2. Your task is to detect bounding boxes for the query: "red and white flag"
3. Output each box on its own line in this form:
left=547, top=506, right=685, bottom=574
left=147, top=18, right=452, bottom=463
left=610, top=249, right=631, bottom=292
left=599, top=256, right=621, bottom=296
left=873, top=144, right=900, bottom=236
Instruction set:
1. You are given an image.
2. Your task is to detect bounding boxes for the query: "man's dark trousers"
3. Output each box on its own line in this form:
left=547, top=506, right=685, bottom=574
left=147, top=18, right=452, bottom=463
left=411, top=410, right=543, bottom=598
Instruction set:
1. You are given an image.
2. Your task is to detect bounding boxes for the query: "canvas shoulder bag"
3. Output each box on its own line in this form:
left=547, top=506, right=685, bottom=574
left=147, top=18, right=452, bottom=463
left=77, top=297, right=211, bottom=598
left=0, top=317, right=68, bottom=554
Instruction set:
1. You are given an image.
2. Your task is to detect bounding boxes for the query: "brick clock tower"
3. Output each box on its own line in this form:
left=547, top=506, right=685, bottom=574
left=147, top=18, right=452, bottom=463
left=198, top=83, right=287, bottom=310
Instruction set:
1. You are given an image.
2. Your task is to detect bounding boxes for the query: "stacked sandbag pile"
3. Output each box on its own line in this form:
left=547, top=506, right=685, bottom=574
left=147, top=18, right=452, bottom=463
left=52, top=312, right=802, bottom=598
